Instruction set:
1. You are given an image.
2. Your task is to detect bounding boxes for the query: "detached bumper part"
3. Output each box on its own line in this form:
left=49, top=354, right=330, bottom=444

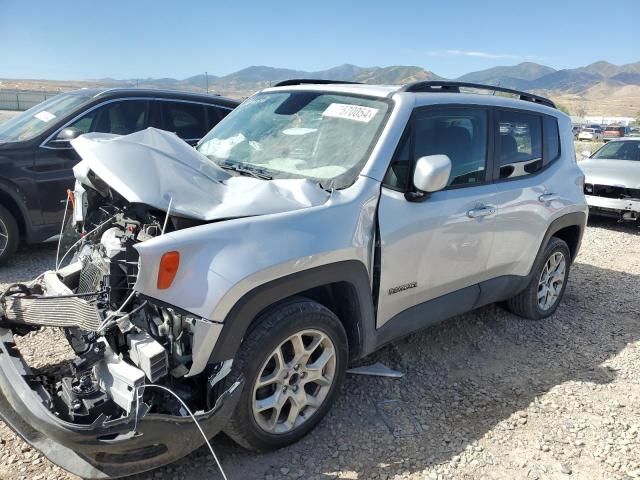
left=0, top=328, right=243, bottom=479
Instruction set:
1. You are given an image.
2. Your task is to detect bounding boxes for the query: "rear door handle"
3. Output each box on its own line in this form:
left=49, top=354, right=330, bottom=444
left=467, top=205, right=496, bottom=218
left=538, top=193, right=560, bottom=202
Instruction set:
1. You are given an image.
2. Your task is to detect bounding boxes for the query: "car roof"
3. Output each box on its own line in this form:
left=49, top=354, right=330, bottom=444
left=604, top=137, right=639, bottom=142
left=262, top=83, right=561, bottom=116
left=66, top=87, right=240, bottom=108
left=263, top=83, right=400, bottom=98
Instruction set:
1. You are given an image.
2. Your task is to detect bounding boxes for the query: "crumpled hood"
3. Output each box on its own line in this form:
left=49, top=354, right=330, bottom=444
left=580, top=158, right=640, bottom=189
left=71, top=128, right=330, bottom=221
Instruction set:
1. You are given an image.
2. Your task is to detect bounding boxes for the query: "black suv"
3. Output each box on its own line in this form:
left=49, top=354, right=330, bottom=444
left=0, top=88, right=239, bottom=263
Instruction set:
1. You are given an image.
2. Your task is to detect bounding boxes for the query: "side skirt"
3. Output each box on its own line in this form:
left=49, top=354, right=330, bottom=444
left=363, top=274, right=530, bottom=355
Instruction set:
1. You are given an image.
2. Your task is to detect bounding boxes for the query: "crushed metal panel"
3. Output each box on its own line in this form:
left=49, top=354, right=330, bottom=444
left=71, top=128, right=330, bottom=222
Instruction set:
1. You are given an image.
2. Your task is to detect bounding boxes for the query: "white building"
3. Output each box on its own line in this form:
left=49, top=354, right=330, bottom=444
left=584, top=115, right=635, bottom=126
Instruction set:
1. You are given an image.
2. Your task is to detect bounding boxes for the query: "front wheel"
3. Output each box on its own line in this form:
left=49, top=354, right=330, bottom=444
left=222, top=298, right=348, bottom=451
left=0, top=205, right=19, bottom=265
left=506, top=237, right=571, bottom=319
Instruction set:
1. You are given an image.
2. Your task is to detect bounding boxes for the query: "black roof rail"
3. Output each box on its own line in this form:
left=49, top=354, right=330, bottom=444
left=398, top=81, right=556, bottom=109
left=273, top=79, right=362, bottom=87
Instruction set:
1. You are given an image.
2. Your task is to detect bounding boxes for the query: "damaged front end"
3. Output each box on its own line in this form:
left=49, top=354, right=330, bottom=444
left=0, top=172, right=243, bottom=478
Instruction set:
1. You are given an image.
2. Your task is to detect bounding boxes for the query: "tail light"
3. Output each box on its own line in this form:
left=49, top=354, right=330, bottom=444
left=157, top=251, right=180, bottom=290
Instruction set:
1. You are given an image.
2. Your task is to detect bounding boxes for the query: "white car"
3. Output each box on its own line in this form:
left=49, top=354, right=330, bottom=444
left=578, top=128, right=601, bottom=141
left=580, top=138, right=640, bottom=221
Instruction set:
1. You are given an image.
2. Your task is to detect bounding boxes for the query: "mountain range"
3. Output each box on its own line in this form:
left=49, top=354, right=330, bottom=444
left=457, top=61, right=640, bottom=91
left=2, top=60, right=640, bottom=116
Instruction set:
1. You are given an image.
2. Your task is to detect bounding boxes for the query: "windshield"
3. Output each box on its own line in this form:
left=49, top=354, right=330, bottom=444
left=0, top=92, right=91, bottom=142
left=197, top=91, right=390, bottom=188
left=591, top=141, right=640, bottom=161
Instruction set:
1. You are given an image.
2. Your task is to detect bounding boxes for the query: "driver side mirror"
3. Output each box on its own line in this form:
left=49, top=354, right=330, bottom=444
left=55, top=127, right=84, bottom=142
left=406, top=155, right=451, bottom=202
left=581, top=150, right=591, bottom=159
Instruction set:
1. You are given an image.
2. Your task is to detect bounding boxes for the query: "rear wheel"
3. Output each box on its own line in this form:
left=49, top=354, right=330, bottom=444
left=506, top=237, right=571, bottom=320
left=0, top=205, right=19, bottom=265
left=222, top=298, right=348, bottom=451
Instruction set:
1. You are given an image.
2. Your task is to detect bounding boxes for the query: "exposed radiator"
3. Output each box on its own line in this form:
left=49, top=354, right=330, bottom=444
left=2, top=296, right=102, bottom=331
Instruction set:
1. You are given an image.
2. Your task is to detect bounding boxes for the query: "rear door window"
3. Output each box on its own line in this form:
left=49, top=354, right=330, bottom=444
left=68, top=100, right=149, bottom=135
left=162, top=101, right=207, bottom=140
left=496, top=110, right=543, bottom=179
left=205, top=106, right=233, bottom=131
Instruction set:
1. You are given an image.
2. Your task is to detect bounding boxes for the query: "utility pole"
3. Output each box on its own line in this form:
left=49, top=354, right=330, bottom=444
left=205, top=72, right=209, bottom=94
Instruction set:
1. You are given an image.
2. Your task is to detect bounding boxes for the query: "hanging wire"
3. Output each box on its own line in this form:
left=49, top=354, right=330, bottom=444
left=135, top=384, right=229, bottom=480
left=55, top=191, right=71, bottom=272
left=55, top=213, right=118, bottom=271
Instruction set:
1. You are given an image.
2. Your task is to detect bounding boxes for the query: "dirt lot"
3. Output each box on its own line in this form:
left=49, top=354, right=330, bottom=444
left=0, top=217, right=639, bottom=480
left=574, top=140, right=605, bottom=158
left=0, top=110, right=19, bottom=124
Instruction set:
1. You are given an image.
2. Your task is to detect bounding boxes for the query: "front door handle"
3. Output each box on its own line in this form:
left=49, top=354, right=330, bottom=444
left=467, top=205, right=496, bottom=218
left=538, top=193, right=560, bottom=203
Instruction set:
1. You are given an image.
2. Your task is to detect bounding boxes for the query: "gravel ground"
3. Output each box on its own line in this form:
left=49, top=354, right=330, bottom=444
left=0, top=217, right=639, bottom=480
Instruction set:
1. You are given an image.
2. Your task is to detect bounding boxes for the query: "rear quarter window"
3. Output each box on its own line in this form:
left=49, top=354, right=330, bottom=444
left=543, top=116, right=560, bottom=165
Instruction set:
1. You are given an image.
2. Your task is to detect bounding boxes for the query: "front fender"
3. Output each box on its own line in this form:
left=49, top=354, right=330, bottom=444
left=208, top=260, right=375, bottom=362
left=133, top=176, right=380, bottom=322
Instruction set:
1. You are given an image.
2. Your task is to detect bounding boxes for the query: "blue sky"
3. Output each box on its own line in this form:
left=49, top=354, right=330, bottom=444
left=1, top=0, right=638, bottom=80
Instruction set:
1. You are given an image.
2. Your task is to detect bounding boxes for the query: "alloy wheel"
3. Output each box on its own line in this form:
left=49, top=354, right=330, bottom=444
left=252, top=329, right=336, bottom=434
left=537, top=251, right=566, bottom=311
left=0, top=217, right=8, bottom=258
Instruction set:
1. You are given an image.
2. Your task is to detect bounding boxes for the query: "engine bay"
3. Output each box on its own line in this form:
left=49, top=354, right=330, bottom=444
left=0, top=173, right=227, bottom=426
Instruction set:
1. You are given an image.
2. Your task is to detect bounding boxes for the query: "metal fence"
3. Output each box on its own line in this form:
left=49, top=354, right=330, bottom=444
left=0, top=89, right=61, bottom=111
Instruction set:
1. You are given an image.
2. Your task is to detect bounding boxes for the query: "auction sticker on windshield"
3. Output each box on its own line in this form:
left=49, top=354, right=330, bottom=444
left=34, top=111, right=56, bottom=122
left=323, top=103, right=379, bottom=123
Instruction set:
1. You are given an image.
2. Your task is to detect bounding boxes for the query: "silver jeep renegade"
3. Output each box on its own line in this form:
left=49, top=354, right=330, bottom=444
left=0, top=80, right=587, bottom=478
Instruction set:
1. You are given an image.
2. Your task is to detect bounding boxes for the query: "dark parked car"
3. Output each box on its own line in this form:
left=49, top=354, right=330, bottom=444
left=0, top=88, right=239, bottom=263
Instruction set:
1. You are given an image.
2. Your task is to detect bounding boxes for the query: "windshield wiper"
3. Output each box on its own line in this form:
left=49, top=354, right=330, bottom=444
left=219, top=162, right=273, bottom=180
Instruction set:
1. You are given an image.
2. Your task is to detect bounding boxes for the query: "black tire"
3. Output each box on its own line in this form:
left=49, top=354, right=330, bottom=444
left=221, top=297, right=348, bottom=451
left=0, top=205, right=19, bottom=265
left=506, top=237, right=571, bottom=320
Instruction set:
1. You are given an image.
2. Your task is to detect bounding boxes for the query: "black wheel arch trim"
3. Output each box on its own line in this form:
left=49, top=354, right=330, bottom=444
left=534, top=211, right=586, bottom=267
left=0, top=180, right=35, bottom=240
left=209, top=260, right=376, bottom=362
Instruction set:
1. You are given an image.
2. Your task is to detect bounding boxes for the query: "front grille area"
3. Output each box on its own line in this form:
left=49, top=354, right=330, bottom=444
left=78, top=260, right=106, bottom=294
left=584, top=183, right=640, bottom=200
left=78, top=251, right=109, bottom=294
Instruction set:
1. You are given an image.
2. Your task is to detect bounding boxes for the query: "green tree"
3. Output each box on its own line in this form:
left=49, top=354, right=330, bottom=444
left=557, top=104, right=571, bottom=115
